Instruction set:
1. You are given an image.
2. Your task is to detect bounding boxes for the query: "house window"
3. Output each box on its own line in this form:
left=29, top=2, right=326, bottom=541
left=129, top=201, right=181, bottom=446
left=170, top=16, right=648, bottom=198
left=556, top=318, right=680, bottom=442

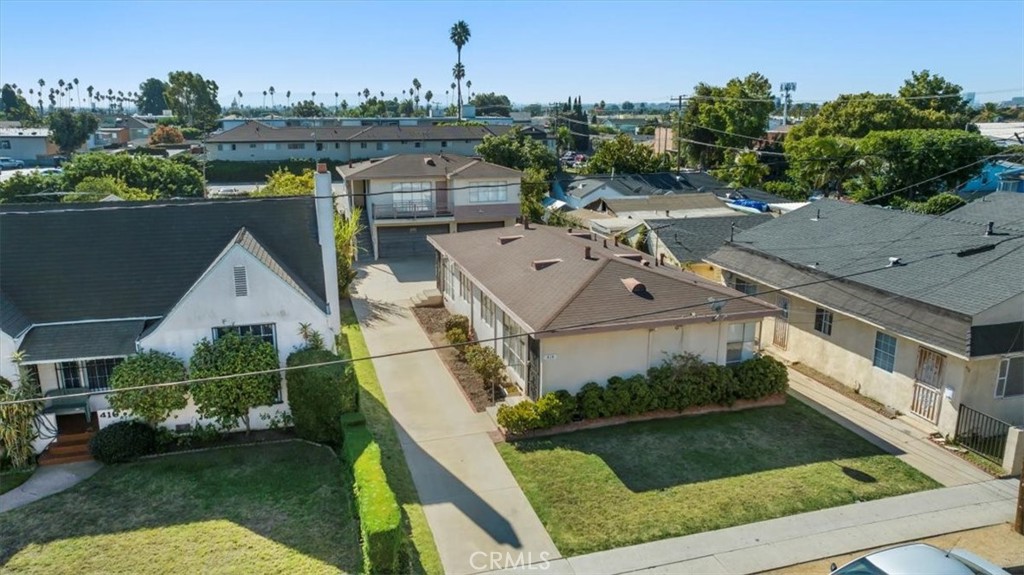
left=217, top=144, right=223, bottom=151
left=391, top=181, right=433, bottom=212
left=233, top=266, right=248, bottom=297
left=414, top=142, right=422, bottom=148
left=726, top=322, right=757, bottom=364
left=376, top=142, right=384, bottom=151
left=460, top=270, right=471, bottom=301
left=360, top=142, right=367, bottom=149
left=0, top=140, right=10, bottom=149
left=316, top=142, right=324, bottom=151
left=481, top=294, right=495, bottom=327
left=469, top=182, right=508, bottom=203
left=334, top=143, right=340, bottom=149
left=996, top=356, right=1023, bottom=398
left=732, top=277, right=757, bottom=295
left=213, top=324, right=277, bottom=348
left=230, top=144, right=237, bottom=151
left=444, top=260, right=456, bottom=299
left=441, top=141, right=448, bottom=148
left=873, top=332, right=897, bottom=372
left=502, top=313, right=527, bottom=380
left=814, top=308, right=833, bottom=336
left=287, top=143, right=305, bottom=150
left=249, top=144, right=256, bottom=149
left=58, top=358, right=124, bottom=391
left=264, top=143, right=276, bottom=151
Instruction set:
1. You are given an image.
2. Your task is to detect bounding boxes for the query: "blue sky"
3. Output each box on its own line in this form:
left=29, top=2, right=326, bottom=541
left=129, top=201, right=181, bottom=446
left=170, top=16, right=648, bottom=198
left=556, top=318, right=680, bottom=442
left=1, top=1, right=1021, bottom=107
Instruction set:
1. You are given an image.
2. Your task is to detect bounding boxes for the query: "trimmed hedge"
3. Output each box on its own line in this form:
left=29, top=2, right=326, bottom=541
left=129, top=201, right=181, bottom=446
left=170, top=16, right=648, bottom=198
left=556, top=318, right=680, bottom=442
left=498, top=354, right=789, bottom=434
left=205, top=159, right=339, bottom=183
left=286, top=348, right=358, bottom=443
left=88, top=420, right=157, bottom=463
left=341, top=418, right=402, bottom=574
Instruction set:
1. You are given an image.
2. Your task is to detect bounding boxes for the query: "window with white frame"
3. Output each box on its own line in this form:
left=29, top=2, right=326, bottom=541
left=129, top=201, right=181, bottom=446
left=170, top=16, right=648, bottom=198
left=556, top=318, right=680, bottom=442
left=469, top=181, right=508, bottom=203
left=996, top=356, right=1023, bottom=398
left=726, top=322, right=757, bottom=364
left=873, top=332, right=897, bottom=372
left=502, top=313, right=527, bottom=380
left=264, top=143, right=276, bottom=151
left=460, top=270, right=471, bottom=301
left=58, top=358, right=125, bottom=391
left=213, top=324, right=277, bottom=348
left=814, top=307, right=833, bottom=336
left=444, top=259, right=456, bottom=299
left=481, top=294, right=495, bottom=327
left=391, top=181, right=433, bottom=212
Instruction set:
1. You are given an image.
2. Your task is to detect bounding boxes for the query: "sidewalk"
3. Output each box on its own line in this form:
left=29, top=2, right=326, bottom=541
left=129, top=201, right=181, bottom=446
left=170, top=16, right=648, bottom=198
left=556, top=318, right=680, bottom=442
left=351, top=260, right=559, bottom=575
left=0, top=461, right=102, bottom=513
left=785, top=367, right=993, bottom=487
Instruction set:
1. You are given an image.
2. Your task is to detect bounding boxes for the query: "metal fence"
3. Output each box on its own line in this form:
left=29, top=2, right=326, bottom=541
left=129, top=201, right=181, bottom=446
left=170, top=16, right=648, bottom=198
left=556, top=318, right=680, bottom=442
left=954, top=404, right=1011, bottom=463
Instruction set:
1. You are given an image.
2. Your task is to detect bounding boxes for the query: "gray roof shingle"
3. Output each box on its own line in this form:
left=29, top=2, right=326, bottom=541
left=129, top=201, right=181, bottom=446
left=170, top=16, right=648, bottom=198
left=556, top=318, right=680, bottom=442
left=20, top=320, right=146, bottom=362
left=337, top=154, right=521, bottom=180
left=650, top=214, right=774, bottom=263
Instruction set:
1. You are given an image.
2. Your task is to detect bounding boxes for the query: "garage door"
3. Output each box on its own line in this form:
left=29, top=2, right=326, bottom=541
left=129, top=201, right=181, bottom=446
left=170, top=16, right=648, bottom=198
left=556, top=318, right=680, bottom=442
left=457, top=221, right=507, bottom=232
left=377, top=225, right=449, bottom=259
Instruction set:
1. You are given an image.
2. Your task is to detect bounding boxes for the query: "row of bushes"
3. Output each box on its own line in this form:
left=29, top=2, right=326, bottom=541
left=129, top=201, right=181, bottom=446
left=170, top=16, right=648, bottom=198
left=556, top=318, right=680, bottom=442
left=445, top=315, right=510, bottom=396
left=205, top=159, right=339, bottom=183
left=497, top=354, right=788, bottom=435
left=286, top=348, right=358, bottom=444
left=340, top=413, right=402, bottom=574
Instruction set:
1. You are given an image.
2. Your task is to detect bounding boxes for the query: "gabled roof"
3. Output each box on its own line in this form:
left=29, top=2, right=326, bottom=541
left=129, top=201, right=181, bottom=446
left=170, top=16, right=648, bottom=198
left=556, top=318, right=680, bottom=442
left=232, top=228, right=327, bottom=310
left=943, top=191, right=1024, bottom=232
left=20, top=320, right=146, bottom=363
left=649, top=214, right=774, bottom=263
left=429, top=224, right=777, bottom=336
left=337, top=154, right=522, bottom=180
left=0, top=198, right=327, bottom=337
left=206, top=121, right=513, bottom=144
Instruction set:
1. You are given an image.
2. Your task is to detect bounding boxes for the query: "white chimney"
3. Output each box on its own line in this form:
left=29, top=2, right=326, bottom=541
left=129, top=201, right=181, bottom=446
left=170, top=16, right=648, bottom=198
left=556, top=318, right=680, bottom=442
left=314, top=162, right=341, bottom=337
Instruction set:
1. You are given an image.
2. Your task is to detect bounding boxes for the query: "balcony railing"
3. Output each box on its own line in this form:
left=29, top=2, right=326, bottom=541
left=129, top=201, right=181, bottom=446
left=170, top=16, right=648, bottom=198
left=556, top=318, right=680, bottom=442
left=373, top=202, right=453, bottom=220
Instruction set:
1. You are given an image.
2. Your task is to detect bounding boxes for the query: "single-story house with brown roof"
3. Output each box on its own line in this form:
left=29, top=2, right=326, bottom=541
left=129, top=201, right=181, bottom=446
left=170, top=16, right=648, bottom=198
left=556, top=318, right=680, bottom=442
left=428, top=224, right=779, bottom=398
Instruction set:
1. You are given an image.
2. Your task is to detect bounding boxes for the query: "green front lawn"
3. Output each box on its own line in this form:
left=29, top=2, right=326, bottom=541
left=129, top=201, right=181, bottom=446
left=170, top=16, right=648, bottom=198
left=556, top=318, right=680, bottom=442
left=0, top=468, right=35, bottom=495
left=0, top=442, right=361, bottom=574
left=498, top=401, right=940, bottom=556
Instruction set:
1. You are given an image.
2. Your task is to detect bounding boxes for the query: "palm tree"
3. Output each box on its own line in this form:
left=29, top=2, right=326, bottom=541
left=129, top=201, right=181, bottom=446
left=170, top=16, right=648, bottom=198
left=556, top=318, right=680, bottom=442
left=341, top=100, right=348, bottom=112
left=286, top=90, right=291, bottom=108
left=87, top=85, right=94, bottom=109
left=262, top=90, right=267, bottom=108
left=452, top=63, right=466, bottom=112
left=425, top=90, right=433, bottom=108
left=466, top=80, right=472, bottom=98
left=449, top=20, right=471, bottom=120
left=311, top=90, right=317, bottom=104
left=362, top=88, right=370, bottom=101
left=237, top=90, right=243, bottom=110
left=58, top=79, right=66, bottom=107
left=269, top=86, right=275, bottom=109
left=73, top=78, right=80, bottom=110
left=334, top=91, right=339, bottom=111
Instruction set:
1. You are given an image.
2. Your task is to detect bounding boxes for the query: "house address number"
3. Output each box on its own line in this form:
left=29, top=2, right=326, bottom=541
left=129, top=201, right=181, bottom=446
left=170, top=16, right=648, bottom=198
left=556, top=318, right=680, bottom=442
left=543, top=354, right=557, bottom=360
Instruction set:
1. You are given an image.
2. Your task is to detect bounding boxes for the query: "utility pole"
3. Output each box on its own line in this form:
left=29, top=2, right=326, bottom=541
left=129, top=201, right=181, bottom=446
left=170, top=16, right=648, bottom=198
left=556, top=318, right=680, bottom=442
left=675, top=95, right=683, bottom=173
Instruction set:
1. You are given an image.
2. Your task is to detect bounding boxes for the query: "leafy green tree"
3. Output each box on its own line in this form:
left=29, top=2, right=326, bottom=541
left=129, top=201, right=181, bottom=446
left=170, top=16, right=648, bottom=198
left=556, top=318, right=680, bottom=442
left=189, top=332, right=280, bottom=433
left=469, top=92, right=511, bottom=116
left=621, top=101, right=635, bottom=111
left=475, top=127, right=557, bottom=173
left=783, top=135, right=862, bottom=194
left=62, top=152, right=205, bottom=197
left=286, top=348, right=357, bottom=443
left=520, top=167, right=548, bottom=222
left=0, top=354, right=43, bottom=469
left=108, top=351, right=189, bottom=426
left=555, top=126, right=573, bottom=154
left=450, top=20, right=471, bottom=119
left=583, top=133, right=668, bottom=174
left=0, top=171, right=66, bottom=203
left=1, top=83, right=39, bottom=124
left=712, top=150, right=769, bottom=188
left=292, top=99, right=325, bottom=117
left=48, top=109, right=99, bottom=155
left=679, top=73, right=774, bottom=168
left=906, top=192, right=966, bottom=215
left=335, top=207, right=364, bottom=297
left=63, top=175, right=156, bottom=202
left=789, top=92, right=962, bottom=140
left=898, top=70, right=970, bottom=118
left=137, top=78, right=168, bottom=115
left=252, top=168, right=314, bottom=196
left=164, top=71, right=221, bottom=131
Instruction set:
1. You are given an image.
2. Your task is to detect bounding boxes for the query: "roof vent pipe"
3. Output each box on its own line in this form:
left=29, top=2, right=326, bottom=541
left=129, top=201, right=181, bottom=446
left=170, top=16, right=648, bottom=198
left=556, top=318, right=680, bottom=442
left=585, top=246, right=592, bottom=260
left=603, top=238, right=608, bottom=249
left=985, top=221, right=994, bottom=236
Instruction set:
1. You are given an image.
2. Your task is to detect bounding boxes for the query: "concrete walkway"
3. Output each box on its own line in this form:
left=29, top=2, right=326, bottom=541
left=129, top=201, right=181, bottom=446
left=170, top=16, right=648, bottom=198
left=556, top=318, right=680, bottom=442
left=786, top=367, right=993, bottom=487
left=0, top=461, right=102, bottom=513
left=350, top=260, right=559, bottom=575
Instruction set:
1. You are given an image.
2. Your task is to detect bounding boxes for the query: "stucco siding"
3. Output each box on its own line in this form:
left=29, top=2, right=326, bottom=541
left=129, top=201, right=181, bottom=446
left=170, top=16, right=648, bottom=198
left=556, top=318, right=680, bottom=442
left=0, top=330, right=18, bottom=382
left=962, top=356, right=1024, bottom=428
left=207, top=142, right=351, bottom=162
left=0, top=136, right=54, bottom=162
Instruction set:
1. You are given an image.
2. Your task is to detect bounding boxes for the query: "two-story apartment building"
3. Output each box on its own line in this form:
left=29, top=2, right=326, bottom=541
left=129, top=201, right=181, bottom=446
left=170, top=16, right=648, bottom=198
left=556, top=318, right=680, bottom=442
left=337, top=153, right=523, bottom=259
left=205, top=121, right=527, bottom=163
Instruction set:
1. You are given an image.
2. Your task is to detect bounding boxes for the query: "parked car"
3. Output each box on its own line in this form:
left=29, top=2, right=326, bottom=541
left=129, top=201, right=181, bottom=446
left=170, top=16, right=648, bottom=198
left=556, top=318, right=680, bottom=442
left=0, top=157, right=26, bottom=170
left=830, top=543, right=1011, bottom=575
left=37, top=168, right=63, bottom=176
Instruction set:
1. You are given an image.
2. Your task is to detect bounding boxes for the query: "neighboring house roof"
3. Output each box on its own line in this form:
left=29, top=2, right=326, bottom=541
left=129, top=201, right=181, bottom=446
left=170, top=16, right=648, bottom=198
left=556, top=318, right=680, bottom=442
left=0, top=127, right=50, bottom=138
left=705, top=199, right=1024, bottom=357
left=649, top=214, right=774, bottom=263
left=428, top=224, right=777, bottom=336
left=336, top=153, right=522, bottom=180
left=19, top=320, right=147, bottom=362
left=561, top=172, right=704, bottom=200
left=975, top=122, right=1024, bottom=144
left=601, top=194, right=728, bottom=215
left=207, top=121, right=514, bottom=144
left=0, top=198, right=328, bottom=339
left=943, top=191, right=1024, bottom=232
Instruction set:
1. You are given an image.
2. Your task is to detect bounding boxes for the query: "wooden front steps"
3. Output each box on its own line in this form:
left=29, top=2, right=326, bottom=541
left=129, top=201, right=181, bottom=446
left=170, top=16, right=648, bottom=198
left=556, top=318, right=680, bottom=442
left=39, top=430, right=95, bottom=466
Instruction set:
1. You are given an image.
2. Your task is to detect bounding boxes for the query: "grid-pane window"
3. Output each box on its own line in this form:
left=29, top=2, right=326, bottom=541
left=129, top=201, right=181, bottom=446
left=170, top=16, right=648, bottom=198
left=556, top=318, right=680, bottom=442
left=726, top=322, right=757, bottom=364
left=502, top=313, right=527, bottom=381
left=391, top=182, right=433, bottom=213
left=732, top=277, right=757, bottom=296
left=481, top=294, right=495, bottom=327
left=58, top=361, right=83, bottom=388
left=996, top=356, right=1023, bottom=398
left=443, top=259, right=456, bottom=299
left=214, top=324, right=277, bottom=348
left=469, top=182, right=508, bottom=203
left=460, top=270, right=471, bottom=301
left=85, top=358, right=123, bottom=391
left=287, top=143, right=305, bottom=150
left=814, top=308, right=834, bottom=336
left=873, top=332, right=897, bottom=372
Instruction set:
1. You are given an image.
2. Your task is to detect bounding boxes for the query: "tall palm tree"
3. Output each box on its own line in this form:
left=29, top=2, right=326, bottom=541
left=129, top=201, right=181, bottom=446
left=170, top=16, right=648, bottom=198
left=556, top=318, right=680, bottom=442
left=58, top=79, right=66, bottom=107
left=269, top=86, right=275, bottom=109
left=334, top=91, right=339, bottom=110
left=362, top=88, right=370, bottom=101
left=286, top=90, right=291, bottom=108
left=262, top=90, right=267, bottom=108
left=311, top=91, right=317, bottom=104
left=73, top=78, right=80, bottom=110
left=466, top=80, right=472, bottom=98
left=425, top=90, right=433, bottom=114
left=452, top=63, right=466, bottom=112
left=449, top=20, right=471, bottom=120
left=87, top=85, right=94, bottom=109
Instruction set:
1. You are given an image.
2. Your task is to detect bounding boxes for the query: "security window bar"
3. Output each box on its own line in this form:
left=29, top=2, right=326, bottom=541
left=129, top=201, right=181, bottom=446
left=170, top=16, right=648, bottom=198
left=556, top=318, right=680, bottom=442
left=814, top=308, right=833, bottom=336
left=873, top=332, right=897, bottom=372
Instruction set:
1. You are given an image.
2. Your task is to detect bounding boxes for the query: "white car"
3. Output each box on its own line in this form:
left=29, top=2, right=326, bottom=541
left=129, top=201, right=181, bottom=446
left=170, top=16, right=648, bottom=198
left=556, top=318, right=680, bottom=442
left=830, top=543, right=1011, bottom=575
left=0, top=157, right=26, bottom=170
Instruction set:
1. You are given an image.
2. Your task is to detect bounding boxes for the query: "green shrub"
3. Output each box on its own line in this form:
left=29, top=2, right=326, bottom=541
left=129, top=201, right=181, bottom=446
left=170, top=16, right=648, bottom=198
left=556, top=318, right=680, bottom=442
left=342, top=421, right=402, bottom=574
left=108, top=351, right=188, bottom=426
left=180, top=127, right=202, bottom=140
left=204, top=159, right=339, bottom=183
left=496, top=401, right=542, bottom=434
left=465, top=345, right=509, bottom=395
left=731, top=355, right=789, bottom=399
left=444, top=314, right=470, bottom=334
left=535, top=390, right=575, bottom=427
left=88, top=421, right=157, bottom=463
left=624, top=374, right=654, bottom=414
left=286, top=348, right=357, bottom=443
left=603, top=376, right=632, bottom=416
left=189, top=332, right=280, bottom=433
left=576, top=381, right=605, bottom=419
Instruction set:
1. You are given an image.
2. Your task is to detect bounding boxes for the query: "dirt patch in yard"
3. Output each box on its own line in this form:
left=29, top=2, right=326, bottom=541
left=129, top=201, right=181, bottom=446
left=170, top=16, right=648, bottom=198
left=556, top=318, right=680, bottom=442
left=789, top=361, right=898, bottom=418
left=413, top=306, right=495, bottom=412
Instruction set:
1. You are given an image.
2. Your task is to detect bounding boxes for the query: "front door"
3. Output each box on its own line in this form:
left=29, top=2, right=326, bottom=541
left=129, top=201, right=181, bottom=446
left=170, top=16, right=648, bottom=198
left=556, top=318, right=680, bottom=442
left=911, top=348, right=944, bottom=423
left=773, top=296, right=790, bottom=349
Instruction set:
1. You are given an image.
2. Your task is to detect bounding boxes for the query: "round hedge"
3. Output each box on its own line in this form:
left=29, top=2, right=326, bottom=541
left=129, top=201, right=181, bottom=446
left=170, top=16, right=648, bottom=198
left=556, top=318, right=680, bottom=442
left=88, top=421, right=157, bottom=464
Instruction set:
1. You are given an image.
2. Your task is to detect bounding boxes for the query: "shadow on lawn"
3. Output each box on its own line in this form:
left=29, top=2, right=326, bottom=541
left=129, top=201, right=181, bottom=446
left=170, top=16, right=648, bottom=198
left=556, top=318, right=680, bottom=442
left=507, top=401, right=904, bottom=492
left=0, top=441, right=362, bottom=571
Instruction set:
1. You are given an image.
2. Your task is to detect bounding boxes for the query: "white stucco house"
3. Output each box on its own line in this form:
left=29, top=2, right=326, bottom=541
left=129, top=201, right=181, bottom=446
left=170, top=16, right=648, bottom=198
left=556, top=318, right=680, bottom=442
left=338, top=153, right=523, bottom=259
left=0, top=167, right=340, bottom=461
left=0, top=127, right=59, bottom=163
left=427, top=224, right=779, bottom=399
left=706, top=193, right=1024, bottom=439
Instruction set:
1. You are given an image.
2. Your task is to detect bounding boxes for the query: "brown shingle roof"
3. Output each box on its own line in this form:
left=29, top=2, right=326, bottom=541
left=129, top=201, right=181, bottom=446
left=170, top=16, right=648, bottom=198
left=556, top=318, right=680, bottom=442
left=337, top=154, right=521, bottom=180
left=428, top=225, right=778, bottom=336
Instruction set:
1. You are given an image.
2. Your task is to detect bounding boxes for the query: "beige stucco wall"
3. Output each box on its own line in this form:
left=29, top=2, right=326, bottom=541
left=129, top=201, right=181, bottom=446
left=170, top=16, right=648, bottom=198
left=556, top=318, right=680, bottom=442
left=974, top=292, right=1024, bottom=326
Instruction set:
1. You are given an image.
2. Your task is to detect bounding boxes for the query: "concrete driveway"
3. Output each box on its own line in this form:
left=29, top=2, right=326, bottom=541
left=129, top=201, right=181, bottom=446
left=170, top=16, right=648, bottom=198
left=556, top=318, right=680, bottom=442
left=350, top=258, right=560, bottom=575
